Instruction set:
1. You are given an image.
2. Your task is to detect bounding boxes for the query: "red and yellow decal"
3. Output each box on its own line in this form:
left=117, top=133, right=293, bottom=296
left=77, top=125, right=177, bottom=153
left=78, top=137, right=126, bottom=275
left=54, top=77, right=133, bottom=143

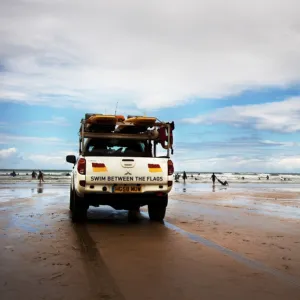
left=148, top=163, right=162, bottom=173
left=92, top=163, right=107, bottom=172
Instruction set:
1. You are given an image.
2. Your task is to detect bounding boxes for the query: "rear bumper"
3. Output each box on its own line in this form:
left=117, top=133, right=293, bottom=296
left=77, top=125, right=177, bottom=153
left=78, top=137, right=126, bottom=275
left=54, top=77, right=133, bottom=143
left=77, top=191, right=168, bottom=210
left=76, top=182, right=173, bottom=196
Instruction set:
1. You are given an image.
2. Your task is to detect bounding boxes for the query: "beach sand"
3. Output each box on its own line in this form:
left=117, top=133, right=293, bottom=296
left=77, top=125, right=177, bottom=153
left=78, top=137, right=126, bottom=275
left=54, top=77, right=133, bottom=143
left=167, top=183, right=300, bottom=279
left=0, top=182, right=300, bottom=299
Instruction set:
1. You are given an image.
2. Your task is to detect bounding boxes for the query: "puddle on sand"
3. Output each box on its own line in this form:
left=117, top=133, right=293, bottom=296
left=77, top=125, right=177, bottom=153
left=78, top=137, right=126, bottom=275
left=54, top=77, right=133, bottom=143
left=0, top=183, right=68, bottom=203
left=213, top=198, right=300, bottom=220
left=0, top=188, right=35, bottom=202
left=0, top=183, right=68, bottom=234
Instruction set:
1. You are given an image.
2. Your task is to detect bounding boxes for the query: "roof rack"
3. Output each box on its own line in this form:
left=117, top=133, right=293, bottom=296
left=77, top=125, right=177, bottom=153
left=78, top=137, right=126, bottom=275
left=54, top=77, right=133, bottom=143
left=78, top=116, right=173, bottom=157
left=79, top=119, right=164, bottom=139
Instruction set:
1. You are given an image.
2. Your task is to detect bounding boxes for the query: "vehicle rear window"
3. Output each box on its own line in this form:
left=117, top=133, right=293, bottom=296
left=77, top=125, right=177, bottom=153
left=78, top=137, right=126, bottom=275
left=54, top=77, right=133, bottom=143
left=84, top=139, right=151, bottom=157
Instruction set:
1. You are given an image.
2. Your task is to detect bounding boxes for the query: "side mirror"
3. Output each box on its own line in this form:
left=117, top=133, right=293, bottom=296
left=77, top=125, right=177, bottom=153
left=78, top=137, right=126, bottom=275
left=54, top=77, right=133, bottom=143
left=66, top=155, right=76, bottom=164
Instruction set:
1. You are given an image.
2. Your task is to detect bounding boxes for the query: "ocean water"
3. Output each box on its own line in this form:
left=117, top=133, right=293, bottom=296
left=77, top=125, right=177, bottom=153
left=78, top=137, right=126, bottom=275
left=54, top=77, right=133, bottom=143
left=0, top=169, right=72, bottom=184
left=174, top=172, right=300, bottom=184
left=1, top=169, right=300, bottom=184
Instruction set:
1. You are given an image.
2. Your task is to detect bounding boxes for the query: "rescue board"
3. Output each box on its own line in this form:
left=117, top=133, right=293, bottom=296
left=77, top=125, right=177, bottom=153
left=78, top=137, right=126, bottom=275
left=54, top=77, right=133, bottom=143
left=126, top=116, right=156, bottom=126
left=117, top=116, right=157, bottom=133
left=84, top=114, right=125, bottom=133
left=86, top=114, right=117, bottom=125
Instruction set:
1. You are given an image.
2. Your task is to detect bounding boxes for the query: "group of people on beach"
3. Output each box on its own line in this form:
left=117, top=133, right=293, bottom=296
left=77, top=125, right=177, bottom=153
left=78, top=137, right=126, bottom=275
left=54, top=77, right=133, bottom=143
left=177, top=172, right=276, bottom=185
left=10, top=170, right=45, bottom=183
left=177, top=171, right=229, bottom=186
left=32, top=170, right=45, bottom=183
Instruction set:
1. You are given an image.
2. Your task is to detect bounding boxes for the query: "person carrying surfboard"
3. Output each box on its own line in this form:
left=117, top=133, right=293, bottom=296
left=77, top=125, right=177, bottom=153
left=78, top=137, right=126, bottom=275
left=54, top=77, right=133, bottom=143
left=183, top=171, right=187, bottom=183
left=211, top=173, right=216, bottom=185
left=38, top=170, right=45, bottom=183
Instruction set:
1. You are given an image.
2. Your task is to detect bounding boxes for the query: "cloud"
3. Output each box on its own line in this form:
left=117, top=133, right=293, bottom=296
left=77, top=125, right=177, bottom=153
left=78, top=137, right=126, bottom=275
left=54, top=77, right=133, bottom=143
left=0, top=134, right=62, bottom=144
left=0, top=147, right=17, bottom=159
left=182, top=97, right=300, bottom=132
left=0, top=134, right=77, bottom=147
left=174, top=154, right=300, bottom=172
left=27, top=151, right=77, bottom=168
left=172, top=136, right=300, bottom=172
left=176, top=137, right=300, bottom=153
left=261, top=140, right=299, bottom=147
left=1, top=0, right=300, bottom=109
left=26, top=116, right=70, bottom=126
left=0, top=147, right=28, bottom=167
left=0, top=147, right=77, bottom=169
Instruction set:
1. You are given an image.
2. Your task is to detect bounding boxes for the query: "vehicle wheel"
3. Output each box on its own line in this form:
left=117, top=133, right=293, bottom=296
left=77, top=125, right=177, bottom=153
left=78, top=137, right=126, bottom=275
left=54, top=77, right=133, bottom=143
left=69, top=187, right=73, bottom=211
left=71, top=190, right=87, bottom=223
left=148, top=196, right=168, bottom=222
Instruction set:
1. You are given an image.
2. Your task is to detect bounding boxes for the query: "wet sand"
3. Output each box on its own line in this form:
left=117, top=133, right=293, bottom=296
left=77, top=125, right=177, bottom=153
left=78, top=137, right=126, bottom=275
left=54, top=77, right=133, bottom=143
left=0, top=182, right=300, bottom=299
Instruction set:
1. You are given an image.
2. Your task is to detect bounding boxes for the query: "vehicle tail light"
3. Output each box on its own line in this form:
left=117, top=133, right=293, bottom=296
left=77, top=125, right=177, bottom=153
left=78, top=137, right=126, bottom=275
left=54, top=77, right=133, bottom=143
left=168, top=180, right=173, bottom=187
left=168, top=159, right=174, bottom=175
left=156, top=192, right=165, bottom=197
left=79, top=180, right=86, bottom=187
left=77, top=158, right=86, bottom=175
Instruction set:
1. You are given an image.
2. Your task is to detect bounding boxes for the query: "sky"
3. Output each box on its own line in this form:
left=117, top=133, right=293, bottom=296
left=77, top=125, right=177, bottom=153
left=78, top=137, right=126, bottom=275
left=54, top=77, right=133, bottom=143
left=1, top=0, right=300, bottom=172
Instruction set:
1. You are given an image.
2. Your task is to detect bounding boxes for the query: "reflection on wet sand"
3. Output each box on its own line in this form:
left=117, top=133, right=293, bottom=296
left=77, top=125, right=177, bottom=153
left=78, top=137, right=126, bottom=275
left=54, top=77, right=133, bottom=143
left=37, top=183, right=44, bottom=194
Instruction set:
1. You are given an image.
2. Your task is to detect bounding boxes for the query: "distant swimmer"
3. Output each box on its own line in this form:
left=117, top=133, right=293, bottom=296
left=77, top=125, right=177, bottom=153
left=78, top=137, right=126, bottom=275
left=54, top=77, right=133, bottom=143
left=38, top=170, right=45, bottom=183
left=266, top=175, right=269, bottom=180
left=32, top=170, right=37, bottom=179
left=10, top=170, right=16, bottom=177
left=183, top=171, right=187, bottom=184
left=211, top=173, right=216, bottom=185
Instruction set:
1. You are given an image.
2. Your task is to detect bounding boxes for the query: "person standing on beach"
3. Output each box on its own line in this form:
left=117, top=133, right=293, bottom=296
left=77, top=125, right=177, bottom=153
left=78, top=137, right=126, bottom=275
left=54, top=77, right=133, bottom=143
left=183, top=171, right=187, bottom=184
left=38, top=170, right=45, bottom=183
left=211, top=173, right=216, bottom=185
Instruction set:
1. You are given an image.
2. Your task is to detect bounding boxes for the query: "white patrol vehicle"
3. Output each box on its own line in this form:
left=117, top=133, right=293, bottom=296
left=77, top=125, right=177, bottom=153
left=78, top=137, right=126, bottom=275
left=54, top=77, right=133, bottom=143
left=66, top=113, right=175, bottom=222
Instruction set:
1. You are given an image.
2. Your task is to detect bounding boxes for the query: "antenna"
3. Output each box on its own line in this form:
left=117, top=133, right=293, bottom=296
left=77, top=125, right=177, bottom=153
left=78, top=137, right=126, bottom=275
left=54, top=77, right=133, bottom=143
left=114, top=101, right=119, bottom=115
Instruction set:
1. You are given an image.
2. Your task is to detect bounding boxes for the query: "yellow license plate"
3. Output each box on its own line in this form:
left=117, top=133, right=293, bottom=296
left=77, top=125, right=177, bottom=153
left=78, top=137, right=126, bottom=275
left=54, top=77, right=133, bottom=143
left=114, top=186, right=142, bottom=193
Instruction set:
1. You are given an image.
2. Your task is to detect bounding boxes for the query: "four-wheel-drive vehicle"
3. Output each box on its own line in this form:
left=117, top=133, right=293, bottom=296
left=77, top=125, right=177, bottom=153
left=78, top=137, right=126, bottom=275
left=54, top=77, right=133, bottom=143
left=66, top=114, right=175, bottom=222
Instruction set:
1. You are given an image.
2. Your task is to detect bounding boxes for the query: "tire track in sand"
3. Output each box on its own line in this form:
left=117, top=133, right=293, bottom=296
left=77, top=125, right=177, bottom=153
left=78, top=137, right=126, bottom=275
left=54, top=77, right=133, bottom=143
left=72, top=223, right=126, bottom=300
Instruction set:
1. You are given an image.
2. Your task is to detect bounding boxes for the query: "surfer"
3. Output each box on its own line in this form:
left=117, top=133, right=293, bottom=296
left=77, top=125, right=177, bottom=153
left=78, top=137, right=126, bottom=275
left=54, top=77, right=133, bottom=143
left=38, top=170, right=45, bottom=183
left=32, top=170, right=37, bottom=179
left=183, top=171, right=187, bottom=183
left=211, top=173, right=216, bottom=185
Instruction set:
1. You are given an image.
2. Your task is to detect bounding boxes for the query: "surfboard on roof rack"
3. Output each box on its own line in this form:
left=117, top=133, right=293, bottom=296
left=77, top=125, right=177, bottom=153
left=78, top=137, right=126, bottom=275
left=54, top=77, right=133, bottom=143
left=116, top=116, right=157, bottom=133
left=83, top=114, right=125, bottom=133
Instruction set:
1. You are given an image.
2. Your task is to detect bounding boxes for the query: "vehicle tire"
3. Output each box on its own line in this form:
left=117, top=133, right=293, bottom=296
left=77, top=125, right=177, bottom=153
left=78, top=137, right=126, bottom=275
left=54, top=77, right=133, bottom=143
left=71, top=190, right=87, bottom=223
left=148, top=196, right=168, bottom=222
left=69, top=186, right=73, bottom=211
